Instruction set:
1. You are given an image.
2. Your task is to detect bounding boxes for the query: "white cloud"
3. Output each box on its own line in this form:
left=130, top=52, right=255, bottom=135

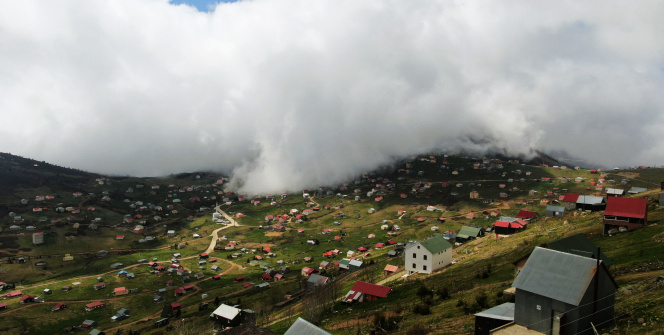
left=1, top=0, right=664, bottom=193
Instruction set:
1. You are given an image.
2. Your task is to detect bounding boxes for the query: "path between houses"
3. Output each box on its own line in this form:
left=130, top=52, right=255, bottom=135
left=376, top=270, right=407, bottom=285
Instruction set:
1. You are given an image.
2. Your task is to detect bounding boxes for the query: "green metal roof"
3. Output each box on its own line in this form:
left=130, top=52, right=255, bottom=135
left=458, top=226, right=482, bottom=237
left=419, top=235, right=453, bottom=254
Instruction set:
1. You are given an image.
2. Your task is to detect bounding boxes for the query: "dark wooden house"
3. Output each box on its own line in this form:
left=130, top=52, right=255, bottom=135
left=511, top=247, right=617, bottom=335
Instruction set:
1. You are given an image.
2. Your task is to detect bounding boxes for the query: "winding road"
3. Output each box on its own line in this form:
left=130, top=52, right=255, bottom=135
left=203, top=205, right=243, bottom=255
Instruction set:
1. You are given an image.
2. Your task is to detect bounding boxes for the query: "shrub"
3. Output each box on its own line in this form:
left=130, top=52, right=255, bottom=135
left=436, top=287, right=450, bottom=300
left=413, top=303, right=431, bottom=315
left=476, top=292, right=489, bottom=309
left=406, top=324, right=429, bottom=335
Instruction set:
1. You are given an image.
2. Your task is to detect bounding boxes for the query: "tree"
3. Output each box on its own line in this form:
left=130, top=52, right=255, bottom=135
left=417, top=284, right=434, bottom=302
left=436, top=287, right=450, bottom=300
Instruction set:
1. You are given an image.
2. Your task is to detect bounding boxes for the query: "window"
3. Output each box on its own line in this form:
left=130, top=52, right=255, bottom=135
left=423, top=265, right=427, bottom=271
left=417, top=246, right=420, bottom=249
left=412, top=253, right=416, bottom=259
left=423, top=255, right=428, bottom=261
left=412, top=263, right=416, bottom=269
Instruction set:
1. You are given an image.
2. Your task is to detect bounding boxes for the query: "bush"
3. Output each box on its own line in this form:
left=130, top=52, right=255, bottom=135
left=456, top=299, right=465, bottom=307
left=476, top=292, right=489, bottom=309
left=413, top=303, right=431, bottom=315
left=417, top=284, right=434, bottom=302
left=423, top=296, right=434, bottom=305
left=406, top=324, right=429, bottom=335
left=436, top=288, right=450, bottom=300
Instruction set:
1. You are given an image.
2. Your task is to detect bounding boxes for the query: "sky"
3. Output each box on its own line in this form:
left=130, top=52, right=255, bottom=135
left=1, top=0, right=664, bottom=194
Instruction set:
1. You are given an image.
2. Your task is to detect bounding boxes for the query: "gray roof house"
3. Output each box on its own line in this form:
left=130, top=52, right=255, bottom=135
left=605, top=188, right=625, bottom=197
left=576, top=195, right=606, bottom=211
left=545, top=205, right=565, bottom=217
left=474, top=302, right=515, bottom=335
left=628, top=187, right=647, bottom=194
left=284, top=317, right=331, bottom=335
left=511, top=247, right=617, bottom=335
left=306, top=274, right=330, bottom=289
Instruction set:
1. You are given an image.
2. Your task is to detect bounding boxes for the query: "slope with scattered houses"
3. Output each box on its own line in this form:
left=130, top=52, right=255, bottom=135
left=0, top=152, right=663, bottom=335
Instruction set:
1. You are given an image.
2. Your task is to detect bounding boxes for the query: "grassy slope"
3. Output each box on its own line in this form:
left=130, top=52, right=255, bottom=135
left=1, top=154, right=664, bottom=334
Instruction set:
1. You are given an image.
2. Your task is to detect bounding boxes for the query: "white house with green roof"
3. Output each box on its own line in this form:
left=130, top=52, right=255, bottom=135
left=404, top=235, right=453, bottom=274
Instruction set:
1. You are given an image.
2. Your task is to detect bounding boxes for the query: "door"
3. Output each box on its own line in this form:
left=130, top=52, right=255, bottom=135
left=552, top=310, right=565, bottom=335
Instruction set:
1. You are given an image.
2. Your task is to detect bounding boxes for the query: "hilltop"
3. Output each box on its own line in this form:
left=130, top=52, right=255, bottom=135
left=0, top=153, right=663, bottom=335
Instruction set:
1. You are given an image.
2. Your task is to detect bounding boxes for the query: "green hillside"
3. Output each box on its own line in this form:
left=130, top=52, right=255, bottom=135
left=1, top=153, right=663, bottom=335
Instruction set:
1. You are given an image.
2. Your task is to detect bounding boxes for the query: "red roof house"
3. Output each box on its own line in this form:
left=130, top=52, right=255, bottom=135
left=5, top=291, right=22, bottom=298
left=19, top=295, right=34, bottom=303
left=53, top=303, right=67, bottom=311
left=301, top=267, right=315, bottom=276
left=85, top=301, right=106, bottom=311
left=516, top=209, right=538, bottom=220
left=343, top=281, right=391, bottom=303
left=493, top=220, right=525, bottom=235
left=603, top=197, right=648, bottom=235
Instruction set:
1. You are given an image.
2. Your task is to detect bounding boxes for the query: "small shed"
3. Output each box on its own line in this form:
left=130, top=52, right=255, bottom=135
left=474, top=302, right=515, bottom=335
left=545, top=205, right=566, bottom=217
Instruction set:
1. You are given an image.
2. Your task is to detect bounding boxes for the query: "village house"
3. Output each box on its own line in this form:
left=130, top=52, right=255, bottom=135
left=85, top=301, right=106, bottom=311
left=545, top=205, right=566, bottom=217
left=210, top=304, right=245, bottom=327
left=343, top=281, right=391, bottom=303
left=493, top=219, right=527, bottom=235
left=515, top=209, right=538, bottom=221
left=605, top=187, right=625, bottom=197
left=603, top=196, right=648, bottom=235
left=306, top=274, right=330, bottom=289
left=284, top=317, right=331, bottom=335
left=502, top=247, right=618, bottom=335
left=474, top=302, right=515, bottom=335
left=456, top=226, right=484, bottom=242
left=404, top=234, right=453, bottom=275
left=113, top=287, right=129, bottom=296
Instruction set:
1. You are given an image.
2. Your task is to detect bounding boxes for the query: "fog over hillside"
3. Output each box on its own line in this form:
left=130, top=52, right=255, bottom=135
left=1, top=0, right=663, bottom=194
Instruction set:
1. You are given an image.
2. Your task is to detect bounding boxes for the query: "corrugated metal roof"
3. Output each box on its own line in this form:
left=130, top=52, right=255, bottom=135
left=512, top=247, right=599, bottom=306
left=474, top=302, right=515, bottom=321
left=418, top=235, right=453, bottom=254
left=211, top=304, right=241, bottom=320
left=284, top=317, right=331, bottom=335
left=546, top=205, right=565, bottom=212
left=577, top=195, right=604, bottom=205
left=562, top=193, right=580, bottom=203
left=605, top=197, right=647, bottom=218
left=516, top=209, right=537, bottom=219
left=628, top=187, right=647, bottom=194
left=458, top=226, right=482, bottom=238
left=349, top=281, right=391, bottom=298
left=605, top=188, right=625, bottom=195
